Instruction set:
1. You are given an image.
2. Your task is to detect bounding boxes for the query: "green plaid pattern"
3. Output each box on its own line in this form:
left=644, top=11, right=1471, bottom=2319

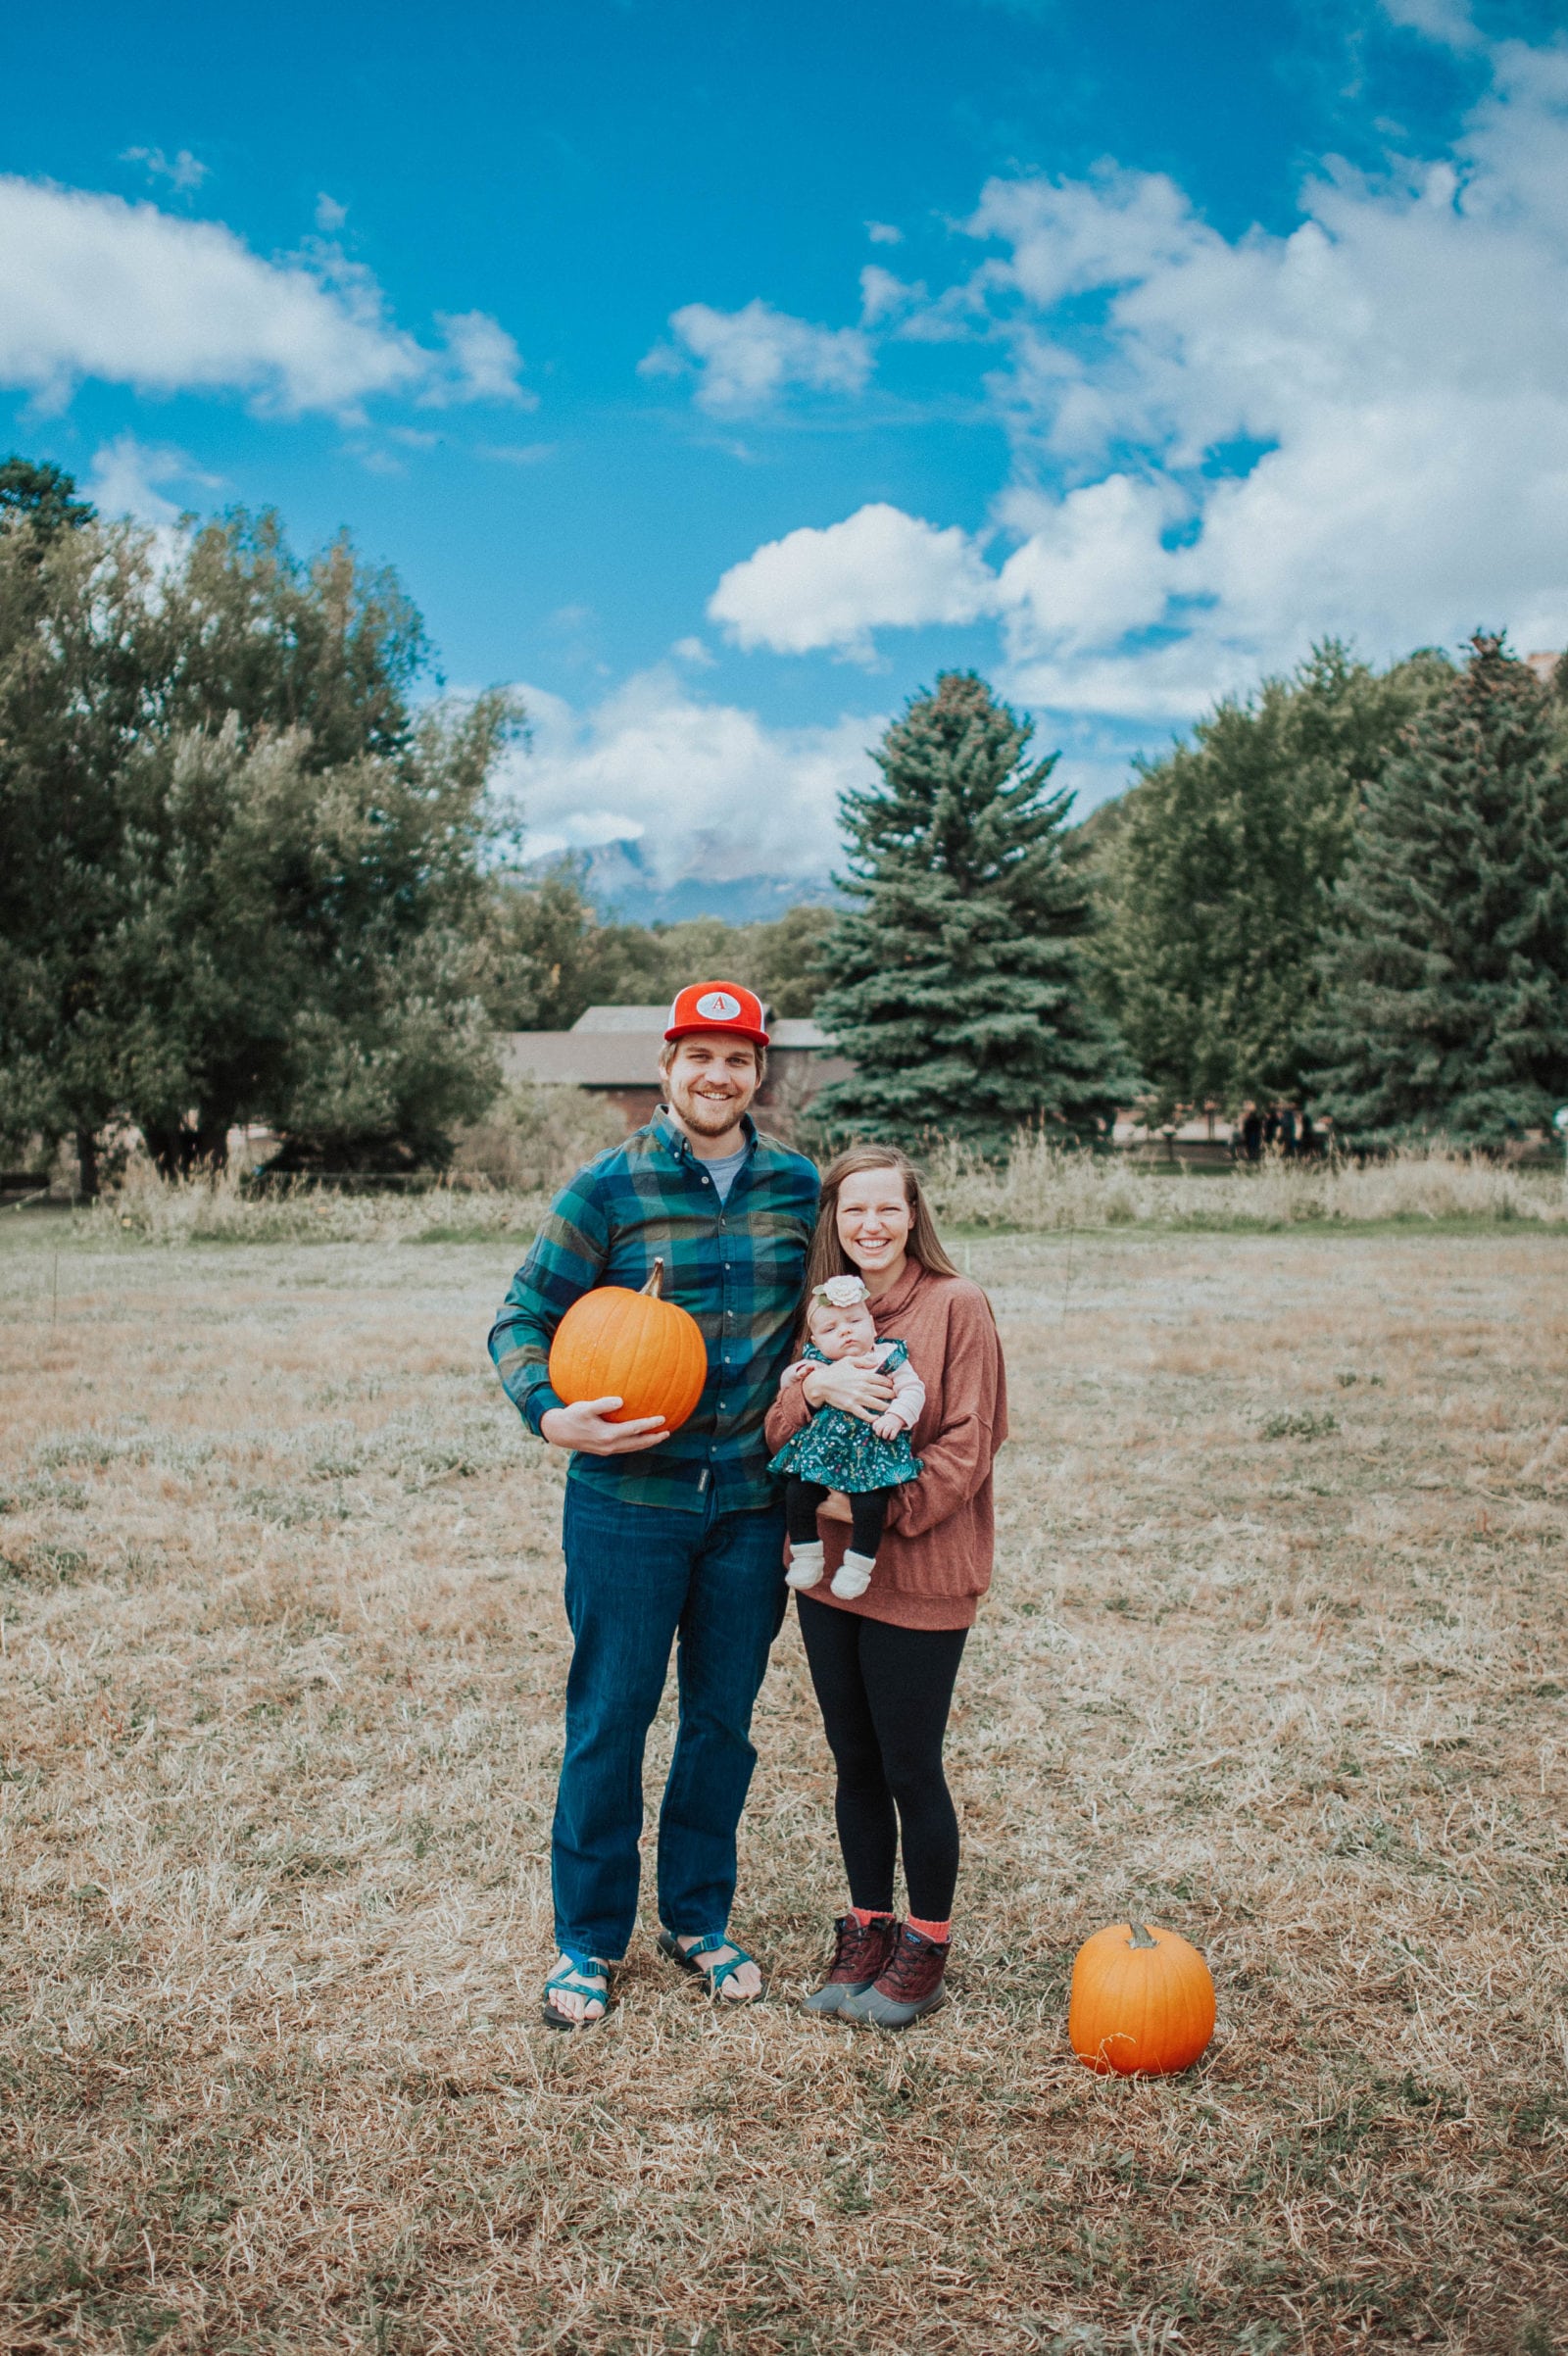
left=488, top=1110, right=819, bottom=1513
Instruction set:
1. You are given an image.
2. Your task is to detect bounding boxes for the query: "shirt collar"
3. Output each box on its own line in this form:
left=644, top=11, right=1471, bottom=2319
left=652, top=1106, right=759, bottom=1169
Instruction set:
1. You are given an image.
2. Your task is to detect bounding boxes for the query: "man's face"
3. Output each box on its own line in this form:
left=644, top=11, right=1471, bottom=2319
left=662, top=1034, right=760, bottom=1137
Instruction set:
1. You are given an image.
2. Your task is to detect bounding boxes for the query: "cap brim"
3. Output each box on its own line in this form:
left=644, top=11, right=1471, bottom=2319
left=663, top=1024, right=769, bottom=1048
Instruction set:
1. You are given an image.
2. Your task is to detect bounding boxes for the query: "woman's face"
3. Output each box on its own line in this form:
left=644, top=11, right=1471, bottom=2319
left=835, top=1166, right=914, bottom=1283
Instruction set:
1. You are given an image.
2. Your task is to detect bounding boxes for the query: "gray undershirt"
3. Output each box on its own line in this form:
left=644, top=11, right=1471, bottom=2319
left=702, top=1144, right=749, bottom=1203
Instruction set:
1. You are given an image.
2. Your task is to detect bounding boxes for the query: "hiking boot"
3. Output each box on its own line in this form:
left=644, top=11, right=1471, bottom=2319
left=802, top=1913, right=900, bottom=2017
left=840, top=1924, right=950, bottom=2029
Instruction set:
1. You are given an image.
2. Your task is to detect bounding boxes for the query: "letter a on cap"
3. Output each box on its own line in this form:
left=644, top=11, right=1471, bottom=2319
left=664, top=981, right=768, bottom=1048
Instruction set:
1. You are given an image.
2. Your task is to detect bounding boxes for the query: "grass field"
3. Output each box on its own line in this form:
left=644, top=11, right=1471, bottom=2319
left=1, top=1214, right=1565, bottom=2354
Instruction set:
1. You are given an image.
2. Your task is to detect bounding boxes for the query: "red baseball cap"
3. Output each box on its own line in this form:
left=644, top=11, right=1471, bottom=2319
left=664, top=981, right=768, bottom=1048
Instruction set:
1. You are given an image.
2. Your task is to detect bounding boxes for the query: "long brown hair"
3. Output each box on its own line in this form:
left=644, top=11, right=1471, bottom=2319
left=804, top=1145, right=960, bottom=1304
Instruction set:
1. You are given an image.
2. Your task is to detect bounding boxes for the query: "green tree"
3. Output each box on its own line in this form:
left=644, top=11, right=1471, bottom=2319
left=0, top=483, right=513, bottom=1184
left=1096, top=642, right=1452, bottom=1115
left=0, top=456, right=95, bottom=537
left=0, top=499, right=162, bottom=1192
left=1311, top=634, right=1568, bottom=1147
left=471, top=879, right=839, bottom=1031
left=812, top=670, right=1136, bottom=1150
left=108, top=694, right=510, bottom=1175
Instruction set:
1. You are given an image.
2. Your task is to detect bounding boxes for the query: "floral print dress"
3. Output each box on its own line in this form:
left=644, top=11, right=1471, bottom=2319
left=767, top=1341, right=923, bottom=1495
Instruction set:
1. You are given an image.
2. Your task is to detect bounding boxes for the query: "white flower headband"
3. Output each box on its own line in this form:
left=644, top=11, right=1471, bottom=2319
left=811, top=1274, right=869, bottom=1310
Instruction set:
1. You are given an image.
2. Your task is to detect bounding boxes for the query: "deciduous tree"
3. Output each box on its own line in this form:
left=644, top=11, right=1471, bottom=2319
left=1096, top=642, right=1451, bottom=1114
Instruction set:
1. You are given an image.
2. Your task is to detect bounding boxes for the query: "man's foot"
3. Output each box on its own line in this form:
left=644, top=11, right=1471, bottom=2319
left=658, top=1929, right=764, bottom=2001
left=542, top=1951, right=611, bottom=2030
left=785, top=1542, right=825, bottom=1591
left=830, top=1549, right=875, bottom=1599
left=841, top=1925, right=950, bottom=2029
left=803, top=1912, right=900, bottom=2016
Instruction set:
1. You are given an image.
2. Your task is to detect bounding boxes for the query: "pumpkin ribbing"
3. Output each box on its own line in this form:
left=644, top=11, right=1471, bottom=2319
left=1068, top=1919, right=1216, bottom=2077
left=548, top=1258, right=708, bottom=1431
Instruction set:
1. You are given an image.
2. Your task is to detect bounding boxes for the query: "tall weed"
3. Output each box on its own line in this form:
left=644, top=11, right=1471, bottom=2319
left=925, top=1135, right=1567, bottom=1231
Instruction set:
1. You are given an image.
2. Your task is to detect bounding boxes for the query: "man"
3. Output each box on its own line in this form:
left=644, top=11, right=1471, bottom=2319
left=488, top=983, right=819, bottom=2029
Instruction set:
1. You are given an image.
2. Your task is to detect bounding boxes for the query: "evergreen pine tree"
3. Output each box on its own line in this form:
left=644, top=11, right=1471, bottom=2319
left=812, top=671, right=1138, bottom=1150
left=1311, top=634, right=1568, bottom=1146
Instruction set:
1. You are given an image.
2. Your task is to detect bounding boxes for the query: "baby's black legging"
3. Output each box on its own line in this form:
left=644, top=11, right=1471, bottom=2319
left=796, top=1594, right=967, bottom=1922
left=785, top=1476, right=887, bottom=1559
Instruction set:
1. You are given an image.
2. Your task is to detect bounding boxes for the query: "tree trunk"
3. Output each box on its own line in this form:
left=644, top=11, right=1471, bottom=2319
left=75, top=1128, right=99, bottom=1202
left=144, top=1115, right=231, bottom=1180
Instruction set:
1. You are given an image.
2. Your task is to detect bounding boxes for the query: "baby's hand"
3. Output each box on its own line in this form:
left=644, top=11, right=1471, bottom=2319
left=871, top=1410, right=904, bottom=1442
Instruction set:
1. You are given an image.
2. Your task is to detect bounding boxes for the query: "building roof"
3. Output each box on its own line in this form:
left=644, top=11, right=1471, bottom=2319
left=502, top=1013, right=839, bottom=1090
left=571, top=1006, right=668, bottom=1032
left=568, top=1005, right=833, bottom=1049
left=502, top=1033, right=662, bottom=1088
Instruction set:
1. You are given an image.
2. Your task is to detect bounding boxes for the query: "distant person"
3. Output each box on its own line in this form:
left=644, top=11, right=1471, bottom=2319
left=1278, top=1105, right=1298, bottom=1158
left=1262, top=1107, right=1279, bottom=1153
left=1298, top=1107, right=1317, bottom=1158
left=488, top=984, right=818, bottom=2030
left=765, top=1147, right=1007, bottom=2030
left=1241, top=1104, right=1264, bottom=1164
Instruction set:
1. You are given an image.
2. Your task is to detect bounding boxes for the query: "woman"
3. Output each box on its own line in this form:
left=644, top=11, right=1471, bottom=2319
left=763, top=1146, right=1007, bottom=2028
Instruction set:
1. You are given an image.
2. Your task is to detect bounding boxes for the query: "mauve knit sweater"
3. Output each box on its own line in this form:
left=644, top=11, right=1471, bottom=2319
left=763, top=1258, right=1007, bottom=1632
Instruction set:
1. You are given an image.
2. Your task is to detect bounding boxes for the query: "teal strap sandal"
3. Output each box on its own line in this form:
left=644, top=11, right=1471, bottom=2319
left=657, top=1929, right=765, bottom=2002
left=541, top=1952, right=612, bottom=2032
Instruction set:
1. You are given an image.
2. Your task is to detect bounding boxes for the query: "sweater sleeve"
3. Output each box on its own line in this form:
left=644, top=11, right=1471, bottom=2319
left=763, top=1369, right=812, bottom=1453
left=884, top=1293, right=1003, bottom=1540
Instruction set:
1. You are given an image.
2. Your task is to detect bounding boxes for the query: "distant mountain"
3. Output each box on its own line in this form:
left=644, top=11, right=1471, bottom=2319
left=529, top=837, right=841, bottom=926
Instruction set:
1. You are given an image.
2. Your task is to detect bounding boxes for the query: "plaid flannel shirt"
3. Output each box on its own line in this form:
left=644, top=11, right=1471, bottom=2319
left=488, top=1109, right=819, bottom=1514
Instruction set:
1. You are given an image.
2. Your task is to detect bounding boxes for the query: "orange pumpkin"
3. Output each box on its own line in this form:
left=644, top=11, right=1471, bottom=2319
left=548, top=1258, right=708, bottom=1431
left=1068, top=1919, right=1216, bottom=2077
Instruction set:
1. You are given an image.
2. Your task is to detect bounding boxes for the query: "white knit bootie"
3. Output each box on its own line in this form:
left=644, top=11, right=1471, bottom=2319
left=786, top=1542, right=825, bottom=1592
left=830, top=1550, right=876, bottom=1599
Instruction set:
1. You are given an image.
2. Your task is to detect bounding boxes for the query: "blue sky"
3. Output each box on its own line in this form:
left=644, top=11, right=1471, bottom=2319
left=6, top=0, right=1568, bottom=912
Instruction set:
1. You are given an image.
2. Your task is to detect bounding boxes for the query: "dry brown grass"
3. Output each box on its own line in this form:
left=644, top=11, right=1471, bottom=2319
left=0, top=1216, right=1565, bottom=2354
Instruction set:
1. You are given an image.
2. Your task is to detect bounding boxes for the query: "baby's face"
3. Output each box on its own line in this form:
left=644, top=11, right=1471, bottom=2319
left=808, top=1301, right=878, bottom=1359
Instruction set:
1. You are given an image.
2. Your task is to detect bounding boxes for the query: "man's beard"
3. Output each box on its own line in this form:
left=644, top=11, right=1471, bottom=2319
left=668, top=1075, right=753, bottom=1135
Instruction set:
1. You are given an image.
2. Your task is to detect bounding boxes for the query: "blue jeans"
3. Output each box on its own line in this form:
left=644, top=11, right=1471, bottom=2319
left=553, top=1479, right=788, bottom=1961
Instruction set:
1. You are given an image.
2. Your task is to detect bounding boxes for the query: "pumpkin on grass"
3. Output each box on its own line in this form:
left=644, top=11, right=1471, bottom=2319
left=548, top=1258, right=707, bottom=1432
left=1068, top=1919, right=1216, bottom=2077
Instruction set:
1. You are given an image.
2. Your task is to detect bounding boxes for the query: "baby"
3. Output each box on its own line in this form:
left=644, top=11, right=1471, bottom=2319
left=768, top=1273, right=925, bottom=1600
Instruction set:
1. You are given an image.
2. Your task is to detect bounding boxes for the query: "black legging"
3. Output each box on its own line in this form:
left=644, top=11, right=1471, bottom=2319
left=796, top=1595, right=967, bottom=1922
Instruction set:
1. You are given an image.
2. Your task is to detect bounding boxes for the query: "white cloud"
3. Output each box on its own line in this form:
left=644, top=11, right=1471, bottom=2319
left=958, top=51, right=1568, bottom=712
left=705, top=30, right=1568, bottom=726
left=858, top=265, right=928, bottom=326
left=641, top=298, right=871, bottom=414
left=709, top=502, right=997, bottom=658
left=122, top=146, right=209, bottom=193
left=86, top=433, right=205, bottom=526
left=425, top=309, right=532, bottom=407
left=0, top=175, right=525, bottom=417
left=315, top=192, right=349, bottom=232
left=505, top=668, right=880, bottom=884
left=1379, top=0, right=1483, bottom=52
left=866, top=221, right=904, bottom=245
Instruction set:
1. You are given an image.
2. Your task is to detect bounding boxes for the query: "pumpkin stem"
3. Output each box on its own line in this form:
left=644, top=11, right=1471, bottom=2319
left=1127, top=1920, right=1159, bottom=1948
left=641, top=1258, right=665, bottom=1301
